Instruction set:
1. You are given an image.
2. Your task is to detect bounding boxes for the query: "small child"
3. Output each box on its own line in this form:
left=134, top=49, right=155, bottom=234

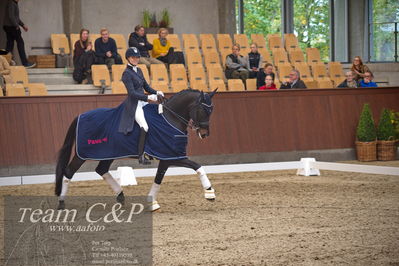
left=258, top=74, right=277, bottom=90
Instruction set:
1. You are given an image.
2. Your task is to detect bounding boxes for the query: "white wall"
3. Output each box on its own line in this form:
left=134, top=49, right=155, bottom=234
left=1, top=0, right=219, bottom=55
left=19, top=0, right=64, bottom=54
left=81, top=0, right=219, bottom=36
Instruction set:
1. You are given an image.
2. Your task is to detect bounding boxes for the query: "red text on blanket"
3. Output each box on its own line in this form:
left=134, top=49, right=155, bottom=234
left=88, top=138, right=108, bottom=145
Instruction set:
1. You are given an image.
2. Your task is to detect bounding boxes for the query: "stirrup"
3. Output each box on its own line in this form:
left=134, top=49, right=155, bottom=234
left=138, top=154, right=151, bottom=165
left=204, top=187, right=216, bottom=200
left=148, top=201, right=160, bottom=212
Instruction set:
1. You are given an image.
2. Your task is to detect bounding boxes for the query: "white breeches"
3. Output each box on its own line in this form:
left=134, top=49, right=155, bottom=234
left=135, top=100, right=148, bottom=132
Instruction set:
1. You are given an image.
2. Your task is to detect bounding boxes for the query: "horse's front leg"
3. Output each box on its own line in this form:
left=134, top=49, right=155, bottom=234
left=190, top=160, right=216, bottom=201
left=147, top=160, right=170, bottom=211
left=172, top=159, right=216, bottom=201
left=196, top=168, right=216, bottom=201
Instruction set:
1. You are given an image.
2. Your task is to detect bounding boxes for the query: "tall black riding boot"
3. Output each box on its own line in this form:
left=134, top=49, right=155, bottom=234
left=138, top=127, right=151, bottom=165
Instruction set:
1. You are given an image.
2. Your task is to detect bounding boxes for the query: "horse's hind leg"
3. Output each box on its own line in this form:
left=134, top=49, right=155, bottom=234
left=147, top=160, right=171, bottom=211
left=58, top=155, right=85, bottom=209
left=95, top=160, right=124, bottom=204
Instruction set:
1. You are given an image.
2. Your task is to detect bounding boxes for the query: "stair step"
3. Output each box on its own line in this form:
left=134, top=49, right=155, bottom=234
left=27, top=68, right=70, bottom=74
left=29, top=75, right=76, bottom=85
left=46, top=84, right=111, bottom=95
left=27, top=67, right=76, bottom=85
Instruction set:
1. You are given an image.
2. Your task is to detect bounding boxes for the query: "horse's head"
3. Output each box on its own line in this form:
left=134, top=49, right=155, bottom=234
left=189, top=89, right=217, bottom=139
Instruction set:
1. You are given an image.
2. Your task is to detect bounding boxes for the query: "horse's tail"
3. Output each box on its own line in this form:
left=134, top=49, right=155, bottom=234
left=55, top=116, right=78, bottom=196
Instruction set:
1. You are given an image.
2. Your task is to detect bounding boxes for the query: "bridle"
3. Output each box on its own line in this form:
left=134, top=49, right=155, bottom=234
left=160, top=95, right=213, bottom=131
left=189, top=101, right=213, bottom=129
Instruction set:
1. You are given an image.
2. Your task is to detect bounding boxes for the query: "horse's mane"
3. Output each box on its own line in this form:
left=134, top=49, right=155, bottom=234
left=167, top=88, right=201, bottom=102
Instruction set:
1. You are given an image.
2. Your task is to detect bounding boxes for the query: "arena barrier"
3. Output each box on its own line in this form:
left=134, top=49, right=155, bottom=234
left=0, top=158, right=397, bottom=187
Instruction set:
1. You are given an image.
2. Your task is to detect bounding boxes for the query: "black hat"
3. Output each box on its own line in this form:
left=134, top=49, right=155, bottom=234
left=125, top=47, right=140, bottom=59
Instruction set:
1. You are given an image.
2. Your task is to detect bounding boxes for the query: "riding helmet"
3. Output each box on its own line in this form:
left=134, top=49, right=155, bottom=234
left=125, top=47, right=141, bottom=59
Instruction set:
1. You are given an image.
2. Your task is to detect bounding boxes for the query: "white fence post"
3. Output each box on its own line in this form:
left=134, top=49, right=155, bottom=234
left=116, top=167, right=138, bottom=186
left=296, top=158, right=321, bottom=176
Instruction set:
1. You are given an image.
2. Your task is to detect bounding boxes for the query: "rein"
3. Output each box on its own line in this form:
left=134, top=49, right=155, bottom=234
left=162, top=104, right=193, bottom=128
left=159, top=95, right=211, bottom=130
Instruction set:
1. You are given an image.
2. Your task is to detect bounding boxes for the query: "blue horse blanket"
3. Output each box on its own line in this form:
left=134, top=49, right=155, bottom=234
left=76, top=104, right=188, bottom=160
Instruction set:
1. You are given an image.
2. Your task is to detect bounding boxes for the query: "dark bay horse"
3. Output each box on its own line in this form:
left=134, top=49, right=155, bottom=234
left=55, top=88, right=217, bottom=211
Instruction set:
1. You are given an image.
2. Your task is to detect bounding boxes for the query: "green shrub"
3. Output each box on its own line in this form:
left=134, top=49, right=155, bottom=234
left=356, top=104, right=377, bottom=142
left=389, top=109, right=399, bottom=141
left=377, top=108, right=396, bottom=141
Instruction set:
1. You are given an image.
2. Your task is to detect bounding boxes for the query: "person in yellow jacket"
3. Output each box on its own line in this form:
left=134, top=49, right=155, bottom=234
left=152, top=28, right=175, bottom=65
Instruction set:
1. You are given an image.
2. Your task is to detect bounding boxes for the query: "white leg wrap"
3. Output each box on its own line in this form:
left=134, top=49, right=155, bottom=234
left=196, top=167, right=211, bottom=189
left=197, top=167, right=215, bottom=200
left=148, top=183, right=161, bottom=211
left=102, top=173, right=122, bottom=195
left=59, top=177, right=70, bottom=201
left=147, top=183, right=161, bottom=202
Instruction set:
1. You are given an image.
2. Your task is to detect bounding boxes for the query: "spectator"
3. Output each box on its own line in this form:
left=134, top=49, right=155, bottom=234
left=245, top=43, right=263, bottom=78
left=128, top=25, right=163, bottom=69
left=73, top=28, right=96, bottom=84
left=258, top=74, right=277, bottom=90
left=3, top=0, right=35, bottom=68
left=152, top=28, right=176, bottom=65
left=359, top=71, right=378, bottom=87
left=280, top=70, right=307, bottom=89
left=351, top=56, right=370, bottom=81
left=94, top=28, right=123, bottom=69
left=225, top=44, right=249, bottom=85
left=0, top=55, right=12, bottom=83
left=0, top=55, right=13, bottom=93
left=257, top=63, right=275, bottom=89
left=337, top=71, right=359, bottom=88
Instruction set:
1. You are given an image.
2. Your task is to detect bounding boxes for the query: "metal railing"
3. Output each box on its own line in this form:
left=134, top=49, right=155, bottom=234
left=368, top=22, right=398, bottom=62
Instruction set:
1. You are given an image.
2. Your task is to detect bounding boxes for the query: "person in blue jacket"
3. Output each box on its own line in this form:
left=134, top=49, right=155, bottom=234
left=94, top=28, right=122, bottom=69
left=359, top=71, right=378, bottom=87
left=118, top=47, right=164, bottom=164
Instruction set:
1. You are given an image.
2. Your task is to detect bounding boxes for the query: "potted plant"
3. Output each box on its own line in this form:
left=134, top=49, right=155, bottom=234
left=149, top=12, right=158, bottom=28
left=355, top=103, right=377, bottom=161
left=141, top=9, right=174, bottom=34
left=159, top=9, right=171, bottom=28
left=391, top=109, right=399, bottom=141
left=141, top=10, right=151, bottom=28
left=376, top=108, right=397, bottom=160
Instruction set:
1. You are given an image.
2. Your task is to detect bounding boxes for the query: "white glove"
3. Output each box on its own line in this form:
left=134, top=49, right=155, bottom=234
left=157, top=91, right=164, bottom=97
left=148, top=94, right=158, bottom=101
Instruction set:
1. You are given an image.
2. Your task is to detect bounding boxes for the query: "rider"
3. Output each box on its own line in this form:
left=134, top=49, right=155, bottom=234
left=118, top=47, right=164, bottom=164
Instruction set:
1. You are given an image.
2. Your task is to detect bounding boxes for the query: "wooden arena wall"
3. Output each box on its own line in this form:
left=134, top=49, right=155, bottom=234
left=1, top=87, right=399, bottom=167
